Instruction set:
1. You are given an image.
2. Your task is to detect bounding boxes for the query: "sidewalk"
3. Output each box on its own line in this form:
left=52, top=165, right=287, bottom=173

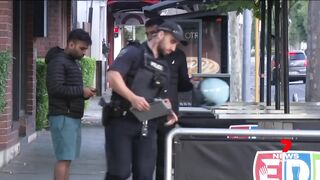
left=0, top=96, right=106, bottom=180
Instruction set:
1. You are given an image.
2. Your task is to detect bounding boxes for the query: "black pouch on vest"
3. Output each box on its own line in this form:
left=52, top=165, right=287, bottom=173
left=99, top=97, right=113, bottom=126
left=102, top=103, right=130, bottom=126
left=101, top=103, right=113, bottom=126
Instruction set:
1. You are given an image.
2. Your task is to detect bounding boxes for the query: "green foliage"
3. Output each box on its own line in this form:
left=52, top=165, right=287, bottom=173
left=123, top=26, right=147, bottom=43
left=80, top=56, right=96, bottom=88
left=135, top=26, right=147, bottom=42
left=207, top=0, right=260, bottom=18
left=205, top=0, right=307, bottom=49
left=36, top=59, right=48, bottom=130
left=79, top=56, right=96, bottom=108
left=288, top=1, right=308, bottom=47
left=0, top=51, right=12, bottom=113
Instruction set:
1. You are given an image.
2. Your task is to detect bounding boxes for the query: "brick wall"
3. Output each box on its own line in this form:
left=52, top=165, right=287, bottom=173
left=24, top=2, right=36, bottom=136
left=0, top=1, right=12, bottom=51
left=0, top=0, right=73, bottom=150
left=35, top=0, right=73, bottom=58
left=30, top=0, right=71, bottom=134
left=35, top=0, right=64, bottom=58
left=0, top=1, right=19, bottom=150
left=67, top=0, right=72, bottom=33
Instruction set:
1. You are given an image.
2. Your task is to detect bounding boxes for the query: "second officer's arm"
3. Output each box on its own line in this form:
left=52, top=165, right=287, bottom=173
left=107, top=70, right=149, bottom=111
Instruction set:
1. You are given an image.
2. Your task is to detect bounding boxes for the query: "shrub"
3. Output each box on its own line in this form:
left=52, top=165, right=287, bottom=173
left=0, top=51, right=12, bottom=113
left=80, top=56, right=96, bottom=108
left=80, top=56, right=96, bottom=88
left=36, top=59, right=48, bottom=130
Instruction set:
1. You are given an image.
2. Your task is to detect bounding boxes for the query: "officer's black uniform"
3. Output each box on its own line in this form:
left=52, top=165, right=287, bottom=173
left=155, top=48, right=193, bottom=180
left=104, top=42, right=169, bottom=180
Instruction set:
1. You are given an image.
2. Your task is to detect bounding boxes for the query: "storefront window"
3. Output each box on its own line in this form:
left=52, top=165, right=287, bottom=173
left=178, top=21, right=200, bottom=76
left=201, top=19, right=221, bottom=74
left=178, top=19, right=222, bottom=76
left=123, top=25, right=146, bottom=45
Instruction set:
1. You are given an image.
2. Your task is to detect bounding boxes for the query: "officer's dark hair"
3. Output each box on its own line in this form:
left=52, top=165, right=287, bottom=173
left=126, top=40, right=141, bottom=47
left=67, top=29, right=92, bottom=45
left=145, top=17, right=164, bottom=28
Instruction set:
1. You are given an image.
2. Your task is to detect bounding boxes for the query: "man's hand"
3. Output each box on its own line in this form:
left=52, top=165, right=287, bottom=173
left=162, top=99, right=178, bottom=126
left=83, top=87, right=95, bottom=98
left=190, top=76, right=203, bottom=84
left=89, top=87, right=97, bottom=93
left=129, top=95, right=150, bottom=111
left=164, top=110, right=178, bottom=126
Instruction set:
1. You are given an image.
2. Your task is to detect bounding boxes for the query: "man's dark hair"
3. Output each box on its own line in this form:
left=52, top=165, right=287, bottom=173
left=67, top=29, right=92, bottom=45
left=145, top=17, right=164, bottom=28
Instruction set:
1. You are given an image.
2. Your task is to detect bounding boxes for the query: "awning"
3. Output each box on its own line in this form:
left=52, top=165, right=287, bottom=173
left=142, top=0, right=220, bottom=17
left=107, top=0, right=159, bottom=13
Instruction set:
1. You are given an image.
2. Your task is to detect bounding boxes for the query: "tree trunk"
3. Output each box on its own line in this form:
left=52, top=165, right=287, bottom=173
left=306, top=1, right=320, bottom=101
left=228, top=12, right=242, bottom=102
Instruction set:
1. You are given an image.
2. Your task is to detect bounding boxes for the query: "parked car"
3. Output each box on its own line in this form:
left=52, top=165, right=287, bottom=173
left=288, top=50, right=307, bottom=82
left=271, top=50, right=307, bottom=84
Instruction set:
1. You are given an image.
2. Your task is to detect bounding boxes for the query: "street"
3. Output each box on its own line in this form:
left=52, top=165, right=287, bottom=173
left=272, top=81, right=306, bottom=102
left=250, top=58, right=306, bottom=102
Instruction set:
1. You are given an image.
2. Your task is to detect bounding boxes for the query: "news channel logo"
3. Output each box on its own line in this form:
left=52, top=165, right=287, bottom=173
left=253, top=150, right=320, bottom=180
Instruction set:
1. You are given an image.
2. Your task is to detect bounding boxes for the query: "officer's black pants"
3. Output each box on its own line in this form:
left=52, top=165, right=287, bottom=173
left=104, top=116, right=158, bottom=180
left=155, top=124, right=175, bottom=180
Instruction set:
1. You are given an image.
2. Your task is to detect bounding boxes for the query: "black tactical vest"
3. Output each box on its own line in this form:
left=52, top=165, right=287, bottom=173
left=130, top=48, right=169, bottom=102
left=111, top=43, right=169, bottom=109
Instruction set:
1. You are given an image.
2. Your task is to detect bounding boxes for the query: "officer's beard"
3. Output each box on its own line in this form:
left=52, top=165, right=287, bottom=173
left=157, top=44, right=166, bottom=58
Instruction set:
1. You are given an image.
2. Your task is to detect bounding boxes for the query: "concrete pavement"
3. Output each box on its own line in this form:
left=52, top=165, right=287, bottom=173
left=0, top=96, right=106, bottom=180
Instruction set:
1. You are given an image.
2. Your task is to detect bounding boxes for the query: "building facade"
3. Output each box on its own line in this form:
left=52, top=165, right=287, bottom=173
left=77, top=0, right=107, bottom=95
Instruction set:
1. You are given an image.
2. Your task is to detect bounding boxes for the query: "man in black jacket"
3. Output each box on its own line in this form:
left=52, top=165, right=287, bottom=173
left=45, top=29, right=95, bottom=180
left=145, top=18, right=194, bottom=180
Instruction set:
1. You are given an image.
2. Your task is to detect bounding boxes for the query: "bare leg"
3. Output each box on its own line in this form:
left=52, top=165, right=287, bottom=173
left=54, top=160, right=71, bottom=180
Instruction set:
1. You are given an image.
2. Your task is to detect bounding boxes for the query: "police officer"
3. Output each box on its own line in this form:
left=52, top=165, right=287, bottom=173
left=144, top=18, right=194, bottom=180
left=104, top=20, right=186, bottom=180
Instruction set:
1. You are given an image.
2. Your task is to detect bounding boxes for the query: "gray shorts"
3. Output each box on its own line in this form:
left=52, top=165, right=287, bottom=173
left=49, top=115, right=81, bottom=160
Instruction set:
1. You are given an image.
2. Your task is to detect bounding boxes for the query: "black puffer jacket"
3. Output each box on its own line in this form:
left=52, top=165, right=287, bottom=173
left=45, top=47, right=85, bottom=118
